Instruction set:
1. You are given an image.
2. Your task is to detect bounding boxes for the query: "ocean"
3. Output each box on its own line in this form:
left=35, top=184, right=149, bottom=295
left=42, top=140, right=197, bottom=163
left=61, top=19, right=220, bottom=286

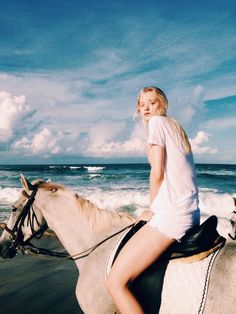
left=0, top=163, right=235, bottom=238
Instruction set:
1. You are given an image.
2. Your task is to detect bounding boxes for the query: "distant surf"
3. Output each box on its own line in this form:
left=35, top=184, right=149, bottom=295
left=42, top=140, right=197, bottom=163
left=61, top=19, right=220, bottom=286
left=0, top=163, right=235, bottom=237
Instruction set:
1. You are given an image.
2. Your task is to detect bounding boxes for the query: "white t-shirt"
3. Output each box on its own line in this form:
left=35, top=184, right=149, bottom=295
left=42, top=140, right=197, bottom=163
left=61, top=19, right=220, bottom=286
left=148, top=115, right=199, bottom=216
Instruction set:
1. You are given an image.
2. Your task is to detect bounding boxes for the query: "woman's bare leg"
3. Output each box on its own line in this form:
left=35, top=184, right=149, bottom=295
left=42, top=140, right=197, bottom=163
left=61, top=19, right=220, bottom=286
left=106, top=224, right=175, bottom=314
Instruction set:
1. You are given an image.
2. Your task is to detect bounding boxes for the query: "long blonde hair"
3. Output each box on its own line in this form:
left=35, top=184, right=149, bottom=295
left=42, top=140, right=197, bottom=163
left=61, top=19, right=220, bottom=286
left=137, top=86, right=192, bottom=154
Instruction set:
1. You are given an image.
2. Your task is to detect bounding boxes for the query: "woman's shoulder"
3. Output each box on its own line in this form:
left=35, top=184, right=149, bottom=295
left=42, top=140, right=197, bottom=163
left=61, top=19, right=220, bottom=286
left=150, top=115, right=167, bottom=122
left=149, top=115, right=167, bottom=126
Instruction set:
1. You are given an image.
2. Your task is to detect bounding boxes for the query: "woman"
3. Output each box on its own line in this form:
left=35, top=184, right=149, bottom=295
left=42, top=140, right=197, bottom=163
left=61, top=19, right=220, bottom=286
left=106, top=86, right=200, bottom=313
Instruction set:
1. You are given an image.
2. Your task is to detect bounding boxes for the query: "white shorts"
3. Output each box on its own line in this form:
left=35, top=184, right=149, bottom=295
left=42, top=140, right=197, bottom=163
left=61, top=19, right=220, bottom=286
left=147, top=208, right=200, bottom=242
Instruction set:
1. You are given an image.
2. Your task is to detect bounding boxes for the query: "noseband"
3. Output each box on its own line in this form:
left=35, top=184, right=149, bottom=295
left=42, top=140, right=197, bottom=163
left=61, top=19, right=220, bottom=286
left=4, top=185, right=48, bottom=255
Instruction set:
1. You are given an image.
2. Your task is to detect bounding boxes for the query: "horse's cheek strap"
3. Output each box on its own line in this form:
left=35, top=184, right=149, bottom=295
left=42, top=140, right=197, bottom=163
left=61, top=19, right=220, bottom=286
left=22, top=190, right=32, bottom=199
left=4, top=225, right=15, bottom=238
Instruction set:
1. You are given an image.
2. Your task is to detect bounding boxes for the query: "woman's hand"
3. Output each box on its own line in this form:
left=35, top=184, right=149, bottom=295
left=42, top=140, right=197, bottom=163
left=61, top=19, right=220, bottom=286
left=137, top=209, right=154, bottom=222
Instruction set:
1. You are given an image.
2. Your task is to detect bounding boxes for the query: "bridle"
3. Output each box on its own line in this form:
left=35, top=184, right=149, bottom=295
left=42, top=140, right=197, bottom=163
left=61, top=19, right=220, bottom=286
left=4, top=183, right=135, bottom=260
left=4, top=184, right=48, bottom=257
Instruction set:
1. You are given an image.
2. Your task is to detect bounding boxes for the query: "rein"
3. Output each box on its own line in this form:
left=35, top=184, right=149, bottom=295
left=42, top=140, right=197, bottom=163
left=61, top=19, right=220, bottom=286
left=25, top=222, right=135, bottom=260
left=4, top=184, right=135, bottom=260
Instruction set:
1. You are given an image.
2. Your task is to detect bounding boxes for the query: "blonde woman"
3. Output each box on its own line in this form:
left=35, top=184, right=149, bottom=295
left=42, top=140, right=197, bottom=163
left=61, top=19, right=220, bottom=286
left=106, top=86, right=200, bottom=313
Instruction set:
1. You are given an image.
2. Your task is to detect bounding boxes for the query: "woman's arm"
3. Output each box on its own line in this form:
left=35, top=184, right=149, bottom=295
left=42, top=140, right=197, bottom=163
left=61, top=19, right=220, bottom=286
left=149, top=144, right=164, bottom=205
left=147, top=145, right=151, bottom=165
left=137, top=144, right=164, bottom=222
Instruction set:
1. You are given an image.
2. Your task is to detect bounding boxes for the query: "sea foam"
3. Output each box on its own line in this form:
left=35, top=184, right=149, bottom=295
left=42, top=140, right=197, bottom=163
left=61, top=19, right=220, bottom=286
left=0, top=186, right=234, bottom=219
left=0, top=186, right=235, bottom=238
left=0, top=187, right=21, bottom=204
left=84, top=166, right=105, bottom=172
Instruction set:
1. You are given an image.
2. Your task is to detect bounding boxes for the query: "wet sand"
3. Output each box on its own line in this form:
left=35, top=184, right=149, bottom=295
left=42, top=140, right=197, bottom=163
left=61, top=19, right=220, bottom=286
left=0, top=232, right=83, bottom=314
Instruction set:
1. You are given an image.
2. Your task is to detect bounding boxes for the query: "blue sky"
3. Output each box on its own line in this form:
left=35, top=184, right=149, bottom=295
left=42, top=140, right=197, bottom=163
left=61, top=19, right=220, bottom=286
left=0, top=0, right=235, bottom=164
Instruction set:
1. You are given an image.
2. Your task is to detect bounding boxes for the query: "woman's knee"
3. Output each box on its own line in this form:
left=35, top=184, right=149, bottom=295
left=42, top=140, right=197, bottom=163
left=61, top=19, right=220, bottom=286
left=106, top=271, right=128, bottom=295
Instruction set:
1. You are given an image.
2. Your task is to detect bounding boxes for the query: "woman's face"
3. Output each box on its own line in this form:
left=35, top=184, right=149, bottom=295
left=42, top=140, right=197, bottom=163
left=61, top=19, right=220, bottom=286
left=138, top=91, right=159, bottom=121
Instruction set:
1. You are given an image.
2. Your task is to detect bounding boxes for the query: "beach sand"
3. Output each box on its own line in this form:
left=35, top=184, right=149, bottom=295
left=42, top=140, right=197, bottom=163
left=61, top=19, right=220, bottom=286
left=0, top=231, right=83, bottom=314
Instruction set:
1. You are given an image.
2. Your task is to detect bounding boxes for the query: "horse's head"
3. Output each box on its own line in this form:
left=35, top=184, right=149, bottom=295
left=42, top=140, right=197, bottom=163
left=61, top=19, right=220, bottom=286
left=0, top=175, right=47, bottom=259
left=1, top=174, right=134, bottom=260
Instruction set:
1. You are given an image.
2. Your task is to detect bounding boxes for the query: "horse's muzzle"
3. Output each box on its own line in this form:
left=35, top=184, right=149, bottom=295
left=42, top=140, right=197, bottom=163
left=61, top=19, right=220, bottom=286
left=0, top=242, right=17, bottom=259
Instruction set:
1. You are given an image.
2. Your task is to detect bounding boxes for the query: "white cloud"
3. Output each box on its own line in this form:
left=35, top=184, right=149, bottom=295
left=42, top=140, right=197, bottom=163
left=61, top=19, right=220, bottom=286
left=204, top=116, right=236, bottom=130
left=79, top=48, right=129, bottom=81
left=0, top=73, right=81, bottom=104
left=86, top=118, right=146, bottom=157
left=0, top=91, right=32, bottom=142
left=169, top=85, right=206, bottom=127
left=87, top=123, right=219, bottom=158
left=92, top=138, right=145, bottom=156
left=86, top=120, right=126, bottom=156
left=32, top=128, right=61, bottom=154
left=190, top=131, right=218, bottom=155
left=88, top=120, right=126, bottom=147
left=12, top=125, right=83, bottom=158
left=14, top=128, right=62, bottom=155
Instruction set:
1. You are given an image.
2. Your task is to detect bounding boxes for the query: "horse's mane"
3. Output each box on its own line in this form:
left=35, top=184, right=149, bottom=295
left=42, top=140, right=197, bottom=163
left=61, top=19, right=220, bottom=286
left=39, top=182, right=135, bottom=231
left=75, top=193, right=135, bottom=230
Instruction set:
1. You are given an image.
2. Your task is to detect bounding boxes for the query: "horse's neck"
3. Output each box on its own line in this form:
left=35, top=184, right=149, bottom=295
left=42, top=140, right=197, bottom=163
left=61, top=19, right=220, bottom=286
left=44, top=202, right=134, bottom=268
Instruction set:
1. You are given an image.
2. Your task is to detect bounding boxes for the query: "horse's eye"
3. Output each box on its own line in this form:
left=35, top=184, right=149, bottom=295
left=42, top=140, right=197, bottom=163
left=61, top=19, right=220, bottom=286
left=50, top=187, right=57, bottom=193
left=12, top=205, right=17, bottom=212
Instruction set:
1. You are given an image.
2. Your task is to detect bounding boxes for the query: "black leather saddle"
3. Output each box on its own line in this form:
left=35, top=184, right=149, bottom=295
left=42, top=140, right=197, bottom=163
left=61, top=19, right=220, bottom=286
left=111, top=216, right=226, bottom=314
left=171, top=215, right=225, bottom=259
left=112, top=215, right=226, bottom=265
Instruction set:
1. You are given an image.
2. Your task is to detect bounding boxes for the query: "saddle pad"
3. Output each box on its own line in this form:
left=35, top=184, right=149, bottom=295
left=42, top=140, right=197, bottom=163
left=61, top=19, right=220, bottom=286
left=106, top=226, right=222, bottom=314
left=159, top=249, right=220, bottom=314
left=106, top=227, right=132, bottom=276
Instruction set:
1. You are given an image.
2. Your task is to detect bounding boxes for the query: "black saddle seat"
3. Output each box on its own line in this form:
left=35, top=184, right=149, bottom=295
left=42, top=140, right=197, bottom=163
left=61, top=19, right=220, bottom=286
left=171, top=215, right=226, bottom=259
left=112, top=215, right=226, bottom=265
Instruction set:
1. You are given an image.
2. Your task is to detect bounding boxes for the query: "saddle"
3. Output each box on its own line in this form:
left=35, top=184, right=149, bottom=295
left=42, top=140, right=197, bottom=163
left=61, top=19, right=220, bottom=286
left=111, top=215, right=226, bottom=314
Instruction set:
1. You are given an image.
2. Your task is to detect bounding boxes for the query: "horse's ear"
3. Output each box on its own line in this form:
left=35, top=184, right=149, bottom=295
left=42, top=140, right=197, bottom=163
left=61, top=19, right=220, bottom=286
left=20, top=174, right=35, bottom=191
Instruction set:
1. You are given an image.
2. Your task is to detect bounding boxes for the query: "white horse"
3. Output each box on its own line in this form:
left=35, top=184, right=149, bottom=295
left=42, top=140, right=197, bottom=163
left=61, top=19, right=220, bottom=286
left=0, top=175, right=235, bottom=314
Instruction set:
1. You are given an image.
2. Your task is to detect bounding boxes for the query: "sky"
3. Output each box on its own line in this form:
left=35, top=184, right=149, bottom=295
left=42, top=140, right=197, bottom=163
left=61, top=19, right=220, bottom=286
left=0, top=0, right=236, bottom=164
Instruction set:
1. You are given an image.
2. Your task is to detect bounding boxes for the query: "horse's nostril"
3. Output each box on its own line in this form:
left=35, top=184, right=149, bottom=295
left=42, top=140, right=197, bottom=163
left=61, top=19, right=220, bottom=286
left=7, top=247, right=17, bottom=259
left=0, top=245, right=17, bottom=259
